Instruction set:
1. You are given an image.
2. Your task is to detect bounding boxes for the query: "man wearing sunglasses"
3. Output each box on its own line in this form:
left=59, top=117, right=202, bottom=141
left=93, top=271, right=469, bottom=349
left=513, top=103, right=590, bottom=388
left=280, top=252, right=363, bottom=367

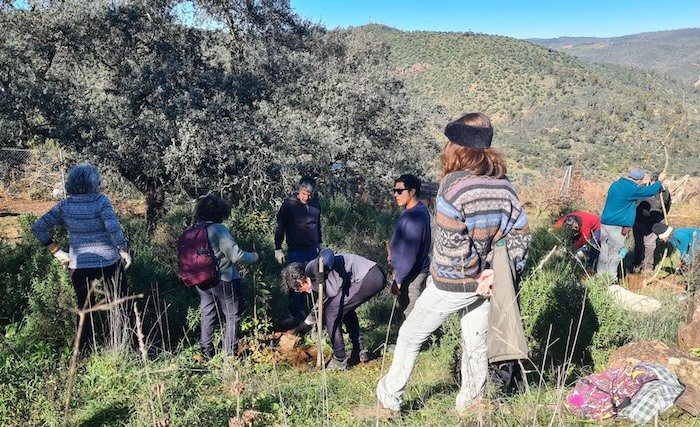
left=389, top=174, right=432, bottom=319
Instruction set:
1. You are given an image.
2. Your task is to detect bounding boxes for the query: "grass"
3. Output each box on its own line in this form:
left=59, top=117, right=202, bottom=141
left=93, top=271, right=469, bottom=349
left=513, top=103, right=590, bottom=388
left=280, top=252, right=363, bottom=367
left=27, top=316, right=694, bottom=427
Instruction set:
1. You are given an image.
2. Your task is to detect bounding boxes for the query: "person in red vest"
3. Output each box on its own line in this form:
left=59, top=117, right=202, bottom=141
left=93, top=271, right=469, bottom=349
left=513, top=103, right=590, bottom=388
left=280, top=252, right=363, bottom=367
left=554, top=211, right=602, bottom=265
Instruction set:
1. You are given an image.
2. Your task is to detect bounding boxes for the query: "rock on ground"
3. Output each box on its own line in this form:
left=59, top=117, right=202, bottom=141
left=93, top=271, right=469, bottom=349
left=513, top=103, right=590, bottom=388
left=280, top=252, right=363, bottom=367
left=678, top=293, right=700, bottom=352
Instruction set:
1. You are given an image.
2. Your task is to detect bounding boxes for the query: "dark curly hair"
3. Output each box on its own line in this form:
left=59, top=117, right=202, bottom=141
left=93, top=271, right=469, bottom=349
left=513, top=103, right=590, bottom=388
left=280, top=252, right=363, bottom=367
left=65, top=163, right=101, bottom=195
left=281, top=262, right=308, bottom=294
left=194, top=194, right=232, bottom=223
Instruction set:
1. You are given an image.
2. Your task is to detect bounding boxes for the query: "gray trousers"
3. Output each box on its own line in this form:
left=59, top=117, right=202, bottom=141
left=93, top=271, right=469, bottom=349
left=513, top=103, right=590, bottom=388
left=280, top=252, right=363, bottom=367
left=398, top=271, right=428, bottom=319
left=633, top=230, right=658, bottom=270
left=596, top=225, right=627, bottom=278
left=377, top=278, right=489, bottom=411
left=196, top=279, right=241, bottom=357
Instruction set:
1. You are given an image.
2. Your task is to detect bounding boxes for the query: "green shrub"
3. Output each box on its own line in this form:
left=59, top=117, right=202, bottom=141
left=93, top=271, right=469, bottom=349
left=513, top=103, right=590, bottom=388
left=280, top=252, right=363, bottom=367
left=321, top=194, right=397, bottom=269
left=520, top=227, right=632, bottom=374
left=582, top=276, right=632, bottom=368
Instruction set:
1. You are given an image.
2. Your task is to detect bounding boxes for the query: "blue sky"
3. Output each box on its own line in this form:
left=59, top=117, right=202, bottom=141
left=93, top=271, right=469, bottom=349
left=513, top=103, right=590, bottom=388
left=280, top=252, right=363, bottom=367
left=289, top=0, right=700, bottom=39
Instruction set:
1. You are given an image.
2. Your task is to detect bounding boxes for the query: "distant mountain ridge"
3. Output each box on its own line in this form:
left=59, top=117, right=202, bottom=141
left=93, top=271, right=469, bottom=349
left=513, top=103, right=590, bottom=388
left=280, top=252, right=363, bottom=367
left=351, top=24, right=700, bottom=178
left=528, top=28, right=700, bottom=86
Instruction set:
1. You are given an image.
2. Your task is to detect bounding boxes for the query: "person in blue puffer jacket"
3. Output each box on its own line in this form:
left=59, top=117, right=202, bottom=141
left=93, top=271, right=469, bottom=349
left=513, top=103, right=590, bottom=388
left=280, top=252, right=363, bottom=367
left=32, top=163, right=132, bottom=353
left=652, top=223, right=699, bottom=270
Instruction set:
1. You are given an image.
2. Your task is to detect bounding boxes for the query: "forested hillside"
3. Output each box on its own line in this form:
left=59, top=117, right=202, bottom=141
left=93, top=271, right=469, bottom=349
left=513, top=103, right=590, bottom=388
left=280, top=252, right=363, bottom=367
left=355, top=25, right=700, bottom=178
left=529, top=28, right=700, bottom=87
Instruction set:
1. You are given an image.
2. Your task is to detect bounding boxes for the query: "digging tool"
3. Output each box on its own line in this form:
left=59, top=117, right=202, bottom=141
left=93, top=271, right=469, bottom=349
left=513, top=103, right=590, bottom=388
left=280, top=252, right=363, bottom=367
left=644, top=119, right=680, bottom=286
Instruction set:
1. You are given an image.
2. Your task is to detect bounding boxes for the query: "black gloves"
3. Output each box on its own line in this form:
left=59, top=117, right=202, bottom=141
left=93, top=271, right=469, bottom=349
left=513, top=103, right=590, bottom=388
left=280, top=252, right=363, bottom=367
left=292, top=321, right=314, bottom=337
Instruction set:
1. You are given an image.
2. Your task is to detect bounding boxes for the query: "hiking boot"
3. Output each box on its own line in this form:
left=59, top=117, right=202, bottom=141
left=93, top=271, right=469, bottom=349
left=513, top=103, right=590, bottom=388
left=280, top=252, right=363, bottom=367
left=359, top=349, right=370, bottom=363
left=325, top=356, right=348, bottom=371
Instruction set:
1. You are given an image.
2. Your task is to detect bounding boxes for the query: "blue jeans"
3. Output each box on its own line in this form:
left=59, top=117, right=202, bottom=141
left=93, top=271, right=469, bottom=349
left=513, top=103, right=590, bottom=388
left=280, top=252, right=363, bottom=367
left=288, top=248, right=318, bottom=322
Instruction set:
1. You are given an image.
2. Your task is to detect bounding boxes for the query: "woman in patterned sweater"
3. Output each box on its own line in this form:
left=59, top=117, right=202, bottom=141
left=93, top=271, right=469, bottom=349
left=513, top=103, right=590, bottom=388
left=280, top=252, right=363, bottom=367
left=32, top=163, right=132, bottom=353
left=377, top=112, right=530, bottom=414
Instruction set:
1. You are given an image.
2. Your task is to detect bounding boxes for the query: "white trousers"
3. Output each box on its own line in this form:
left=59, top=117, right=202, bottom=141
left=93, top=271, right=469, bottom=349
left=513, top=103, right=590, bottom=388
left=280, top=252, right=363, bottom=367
left=376, top=277, right=490, bottom=411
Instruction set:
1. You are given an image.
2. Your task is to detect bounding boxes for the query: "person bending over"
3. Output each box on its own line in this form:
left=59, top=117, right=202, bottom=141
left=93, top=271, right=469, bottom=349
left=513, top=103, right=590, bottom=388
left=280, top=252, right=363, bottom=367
left=282, top=248, right=386, bottom=370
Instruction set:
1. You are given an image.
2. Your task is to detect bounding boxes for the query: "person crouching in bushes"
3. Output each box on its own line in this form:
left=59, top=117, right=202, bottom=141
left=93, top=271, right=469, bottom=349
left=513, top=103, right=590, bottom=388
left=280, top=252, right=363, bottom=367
left=32, top=163, right=132, bottom=353
left=553, top=211, right=601, bottom=266
left=193, top=194, right=258, bottom=359
left=282, top=248, right=386, bottom=370
left=652, top=223, right=699, bottom=273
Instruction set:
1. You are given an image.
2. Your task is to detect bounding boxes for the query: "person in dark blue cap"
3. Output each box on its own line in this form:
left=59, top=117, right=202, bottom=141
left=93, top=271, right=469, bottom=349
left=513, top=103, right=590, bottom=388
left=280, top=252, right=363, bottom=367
left=597, top=169, right=667, bottom=280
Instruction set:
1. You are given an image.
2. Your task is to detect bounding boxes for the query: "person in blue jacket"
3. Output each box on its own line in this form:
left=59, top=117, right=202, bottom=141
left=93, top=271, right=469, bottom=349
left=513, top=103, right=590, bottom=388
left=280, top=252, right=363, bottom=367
left=32, top=163, right=132, bottom=353
left=652, top=223, right=699, bottom=269
left=596, top=169, right=667, bottom=280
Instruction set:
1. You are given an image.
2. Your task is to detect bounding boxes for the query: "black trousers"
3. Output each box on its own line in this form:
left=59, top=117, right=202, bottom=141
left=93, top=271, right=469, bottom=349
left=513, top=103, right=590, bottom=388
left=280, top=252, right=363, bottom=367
left=69, top=261, right=129, bottom=352
left=325, top=265, right=386, bottom=359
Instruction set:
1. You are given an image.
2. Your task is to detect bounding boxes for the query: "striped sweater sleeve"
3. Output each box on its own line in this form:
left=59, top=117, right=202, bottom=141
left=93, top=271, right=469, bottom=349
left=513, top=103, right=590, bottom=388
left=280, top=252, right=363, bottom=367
left=98, top=195, right=128, bottom=251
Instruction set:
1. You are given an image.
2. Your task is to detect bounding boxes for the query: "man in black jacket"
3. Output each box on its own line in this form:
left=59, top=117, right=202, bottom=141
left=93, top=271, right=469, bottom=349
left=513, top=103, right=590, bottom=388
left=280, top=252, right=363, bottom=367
left=274, top=177, right=324, bottom=325
left=633, top=173, right=671, bottom=273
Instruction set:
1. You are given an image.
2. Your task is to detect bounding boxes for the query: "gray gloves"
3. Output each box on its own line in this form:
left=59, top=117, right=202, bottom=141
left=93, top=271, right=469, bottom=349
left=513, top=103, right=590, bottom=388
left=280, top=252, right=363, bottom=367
left=119, top=250, right=132, bottom=269
left=274, top=249, right=286, bottom=264
left=53, top=249, right=70, bottom=266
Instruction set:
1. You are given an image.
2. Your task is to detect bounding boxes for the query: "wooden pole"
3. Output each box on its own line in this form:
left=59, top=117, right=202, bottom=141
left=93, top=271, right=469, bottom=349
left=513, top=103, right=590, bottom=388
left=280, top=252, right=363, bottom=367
left=643, top=121, right=676, bottom=286
left=316, top=255, right=324, bottom=368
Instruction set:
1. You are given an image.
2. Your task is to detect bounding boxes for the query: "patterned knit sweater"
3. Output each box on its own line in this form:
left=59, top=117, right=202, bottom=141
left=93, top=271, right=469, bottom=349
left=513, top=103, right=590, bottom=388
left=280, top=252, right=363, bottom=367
left=431, top=171, right=530, bottom=293
left=32, top=194, right=128, bottom=269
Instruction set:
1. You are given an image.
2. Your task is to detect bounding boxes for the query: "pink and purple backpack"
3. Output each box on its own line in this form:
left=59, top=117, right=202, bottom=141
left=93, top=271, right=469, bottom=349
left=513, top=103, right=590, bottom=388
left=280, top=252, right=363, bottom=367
left=177, top=223, right=218, bottom=287
left=565, top=365, right=657, bottom=420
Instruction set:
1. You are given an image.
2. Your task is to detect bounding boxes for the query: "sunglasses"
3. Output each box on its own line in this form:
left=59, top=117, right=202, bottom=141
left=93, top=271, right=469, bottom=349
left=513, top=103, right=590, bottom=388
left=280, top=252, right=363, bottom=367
left=392, top=188, right=408, bottom=194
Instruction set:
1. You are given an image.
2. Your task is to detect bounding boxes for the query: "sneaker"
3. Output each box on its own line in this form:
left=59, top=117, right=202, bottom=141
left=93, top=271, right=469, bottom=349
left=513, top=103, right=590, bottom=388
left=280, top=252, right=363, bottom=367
left=352, top=403, right=399, bottom=420
left=325, top=357, right=348, bottom=371
left=349, top=349, right=371, bottom=366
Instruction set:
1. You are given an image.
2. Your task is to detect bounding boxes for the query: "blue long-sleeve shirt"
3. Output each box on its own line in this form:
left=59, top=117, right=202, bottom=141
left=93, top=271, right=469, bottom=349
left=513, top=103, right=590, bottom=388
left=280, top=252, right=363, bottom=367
left=601, top=178, right=663, bottom=227
left=32, top=194, right=127, bottom=269
left=389, top=201, right=431, bottom=285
